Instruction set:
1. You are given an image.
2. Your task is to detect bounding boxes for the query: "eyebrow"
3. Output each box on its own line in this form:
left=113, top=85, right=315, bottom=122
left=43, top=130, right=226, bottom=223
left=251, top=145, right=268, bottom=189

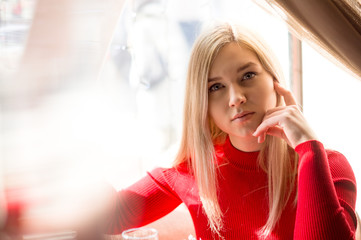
left=208, top=62, right=257, bottom=82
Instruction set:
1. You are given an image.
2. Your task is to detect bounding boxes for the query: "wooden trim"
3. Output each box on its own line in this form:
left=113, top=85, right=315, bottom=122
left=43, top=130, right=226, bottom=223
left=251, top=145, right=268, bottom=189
left=289, top=33, right=303, bottom=109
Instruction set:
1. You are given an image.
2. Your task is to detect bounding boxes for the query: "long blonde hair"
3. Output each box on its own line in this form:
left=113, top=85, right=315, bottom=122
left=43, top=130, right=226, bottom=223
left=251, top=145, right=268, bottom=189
left=174, top=22, right=298, bottom=238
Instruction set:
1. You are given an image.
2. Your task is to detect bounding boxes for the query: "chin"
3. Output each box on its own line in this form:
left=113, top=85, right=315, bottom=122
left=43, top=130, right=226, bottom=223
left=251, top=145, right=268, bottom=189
left=234, top=129, right=257, bottom=138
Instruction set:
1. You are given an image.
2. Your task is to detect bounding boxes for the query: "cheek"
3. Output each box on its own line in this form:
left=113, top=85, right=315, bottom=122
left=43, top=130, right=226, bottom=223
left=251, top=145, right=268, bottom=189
left=208, top=101, right=219, bottom=121
left=208, top=99, right=226, bottom=124
left=259, top=80, right=277, bottom=109
left=208, top=93, right=225, bottom=110
left=267, top=89, right=278, bottom=108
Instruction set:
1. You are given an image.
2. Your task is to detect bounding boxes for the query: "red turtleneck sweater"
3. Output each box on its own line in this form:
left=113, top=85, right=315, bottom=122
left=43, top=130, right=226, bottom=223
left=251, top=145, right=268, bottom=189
left=105, top=139, right=357, bottom=239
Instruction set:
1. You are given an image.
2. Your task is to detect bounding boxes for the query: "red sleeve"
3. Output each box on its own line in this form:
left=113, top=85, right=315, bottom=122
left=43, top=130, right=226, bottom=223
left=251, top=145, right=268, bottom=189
left=104, top=168, right=183, bottom=234
left=294, top=140, right=357, bottom=240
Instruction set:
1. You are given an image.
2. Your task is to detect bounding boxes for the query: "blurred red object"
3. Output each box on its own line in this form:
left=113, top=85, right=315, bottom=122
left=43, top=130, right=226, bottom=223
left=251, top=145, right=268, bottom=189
left=1, top=192, right=23, bottom=240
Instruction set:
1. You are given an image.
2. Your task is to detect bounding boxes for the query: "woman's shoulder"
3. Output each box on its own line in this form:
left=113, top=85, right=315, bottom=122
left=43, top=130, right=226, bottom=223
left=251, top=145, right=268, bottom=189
left=148, top=162, right=193, bottom=183
left=147, top=163, right=196, bottom=197
left=148, top=164, right=187, bottom=179
left=325, top=148, right=356, bottom=183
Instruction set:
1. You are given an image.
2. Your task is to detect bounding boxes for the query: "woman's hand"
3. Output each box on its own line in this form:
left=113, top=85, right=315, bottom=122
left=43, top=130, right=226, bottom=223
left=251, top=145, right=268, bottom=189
left=253, top=83, right=317, bottom=149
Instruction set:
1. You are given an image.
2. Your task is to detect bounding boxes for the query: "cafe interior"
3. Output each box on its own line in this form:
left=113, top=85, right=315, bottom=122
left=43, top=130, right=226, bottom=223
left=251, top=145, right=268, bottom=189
left=1, top=0, right=361, bottom=239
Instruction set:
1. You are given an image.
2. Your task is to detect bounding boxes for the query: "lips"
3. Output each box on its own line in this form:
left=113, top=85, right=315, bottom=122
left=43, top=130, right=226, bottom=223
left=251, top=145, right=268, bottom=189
left=231, top=111, right=255, bottom=121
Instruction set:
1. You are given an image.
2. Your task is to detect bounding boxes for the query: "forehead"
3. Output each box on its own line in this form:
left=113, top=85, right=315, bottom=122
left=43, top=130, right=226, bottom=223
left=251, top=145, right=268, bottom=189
left=209, top=42, right=260, bottom=76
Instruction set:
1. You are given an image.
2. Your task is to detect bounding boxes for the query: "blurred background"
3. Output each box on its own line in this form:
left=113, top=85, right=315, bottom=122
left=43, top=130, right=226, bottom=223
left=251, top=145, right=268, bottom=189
left=1, top=0, right=361, bottom=239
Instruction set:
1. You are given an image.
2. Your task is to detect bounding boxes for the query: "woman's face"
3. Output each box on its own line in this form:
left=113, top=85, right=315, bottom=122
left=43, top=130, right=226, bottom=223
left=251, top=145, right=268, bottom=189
left=208, top=42, right=277, bottom=148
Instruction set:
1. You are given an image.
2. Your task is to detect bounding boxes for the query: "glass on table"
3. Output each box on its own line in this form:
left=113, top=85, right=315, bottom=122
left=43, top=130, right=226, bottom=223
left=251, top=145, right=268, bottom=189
left=121, top=227, right=158, bottom=240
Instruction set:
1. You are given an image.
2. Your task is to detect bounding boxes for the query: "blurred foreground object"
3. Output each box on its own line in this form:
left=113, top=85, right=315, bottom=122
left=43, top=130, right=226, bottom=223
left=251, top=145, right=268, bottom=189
left=121, top=227, right=158, bottom=240
left=256, top=0, right=361, bottom=80
left=3, top=0, right=126, bottom=108
left=1, top=0, right=126, bottom=238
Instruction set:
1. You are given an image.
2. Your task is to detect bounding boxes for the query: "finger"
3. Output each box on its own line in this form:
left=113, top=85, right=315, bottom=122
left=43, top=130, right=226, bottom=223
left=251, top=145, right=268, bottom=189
left=263, top=105, right=300, bottom=123
left=263, top=106, right=288, bottom=119
left=258, top=132, right=267, bottom=143
left=256, top=127, right=286, bottom=144
left=274, top=82, right=297, bottom=106
left=265, top=126, right=284, bottom=139
left=255, top=123, right=291, bottom=146
left=253, top=117, right=279, bottom=137
left=266, top=127, right=292, bottom=146
left=253, top=111, right=289, bottom=137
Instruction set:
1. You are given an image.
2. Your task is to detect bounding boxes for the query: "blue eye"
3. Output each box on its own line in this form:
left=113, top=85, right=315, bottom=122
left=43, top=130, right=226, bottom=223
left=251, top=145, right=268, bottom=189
left=242, top=72, right=256, bottom=80
left=209, top=83, right=224, bottom=92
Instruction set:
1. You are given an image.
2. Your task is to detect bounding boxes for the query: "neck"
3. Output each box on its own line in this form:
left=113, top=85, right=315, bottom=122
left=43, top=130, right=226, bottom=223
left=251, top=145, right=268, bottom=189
left=228, top=135, right=261, bottom=152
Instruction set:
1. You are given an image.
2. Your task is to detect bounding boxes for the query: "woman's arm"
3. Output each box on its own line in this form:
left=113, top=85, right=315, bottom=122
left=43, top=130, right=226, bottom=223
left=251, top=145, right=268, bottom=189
left=104, top=168, right=183, bottom=235
left=253, top=83, right=357, bottom=239
left=294, top=140, right=356, bottom=239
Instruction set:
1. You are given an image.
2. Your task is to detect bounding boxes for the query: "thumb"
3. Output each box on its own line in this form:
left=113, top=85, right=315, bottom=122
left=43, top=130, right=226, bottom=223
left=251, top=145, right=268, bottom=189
left=265, top=126, right=292, bottom=147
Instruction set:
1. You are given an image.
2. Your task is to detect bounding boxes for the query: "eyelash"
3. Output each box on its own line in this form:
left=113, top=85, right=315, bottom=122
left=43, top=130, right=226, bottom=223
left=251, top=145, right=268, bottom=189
left=242, top=72, right=256, bottom=80
left=208, top=83, right=224, bottom=92
left=208, top=72, right=256, bottom=93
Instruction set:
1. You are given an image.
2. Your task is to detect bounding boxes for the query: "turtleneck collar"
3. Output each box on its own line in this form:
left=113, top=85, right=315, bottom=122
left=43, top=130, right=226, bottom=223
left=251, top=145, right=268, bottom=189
left=222, top=136, right=260, bottom=171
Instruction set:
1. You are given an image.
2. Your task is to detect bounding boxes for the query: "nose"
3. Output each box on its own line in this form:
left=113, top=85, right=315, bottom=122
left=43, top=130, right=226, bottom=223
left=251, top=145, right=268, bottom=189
left=228, top=85, right=246, bottom=107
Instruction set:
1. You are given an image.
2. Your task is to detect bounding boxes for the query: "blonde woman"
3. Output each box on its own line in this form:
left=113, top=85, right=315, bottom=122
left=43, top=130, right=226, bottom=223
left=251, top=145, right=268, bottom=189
left=105, top=23, right=357, bottom=239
